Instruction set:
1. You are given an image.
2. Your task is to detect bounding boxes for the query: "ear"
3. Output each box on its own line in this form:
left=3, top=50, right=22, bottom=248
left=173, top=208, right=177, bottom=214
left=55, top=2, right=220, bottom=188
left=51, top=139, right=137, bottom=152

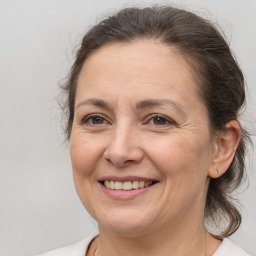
left=208, top=120, right=241, bottom=178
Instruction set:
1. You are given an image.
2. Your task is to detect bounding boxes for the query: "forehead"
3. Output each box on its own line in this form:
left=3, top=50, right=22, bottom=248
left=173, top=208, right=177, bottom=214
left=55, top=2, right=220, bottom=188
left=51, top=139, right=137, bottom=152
left=76, top=40, right=201, bottom=105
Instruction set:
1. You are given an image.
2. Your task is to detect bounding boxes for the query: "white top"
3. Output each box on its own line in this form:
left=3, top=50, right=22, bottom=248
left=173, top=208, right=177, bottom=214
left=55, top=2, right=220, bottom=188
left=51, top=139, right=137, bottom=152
left=37, top=236, right=250, bottom=256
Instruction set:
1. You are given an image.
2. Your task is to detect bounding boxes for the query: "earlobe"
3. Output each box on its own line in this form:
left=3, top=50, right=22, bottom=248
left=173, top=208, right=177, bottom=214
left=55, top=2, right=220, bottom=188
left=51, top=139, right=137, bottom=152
left=208, top=120, right=241, bottom=179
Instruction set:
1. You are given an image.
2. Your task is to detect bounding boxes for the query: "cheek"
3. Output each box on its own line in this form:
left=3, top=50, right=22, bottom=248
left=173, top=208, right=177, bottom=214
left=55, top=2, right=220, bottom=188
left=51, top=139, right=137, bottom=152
left=147, top=134, right=212, bottom=181
left=70, top=134, right=105, bottom=213
left=70, top=134, right=104, bottom=178
left=151, top=135, right=212, bottom=210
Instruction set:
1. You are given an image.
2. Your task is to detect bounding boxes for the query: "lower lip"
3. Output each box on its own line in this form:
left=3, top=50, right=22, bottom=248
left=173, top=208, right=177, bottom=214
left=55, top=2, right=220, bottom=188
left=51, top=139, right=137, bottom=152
left=99, top=182, right=156, bottom=200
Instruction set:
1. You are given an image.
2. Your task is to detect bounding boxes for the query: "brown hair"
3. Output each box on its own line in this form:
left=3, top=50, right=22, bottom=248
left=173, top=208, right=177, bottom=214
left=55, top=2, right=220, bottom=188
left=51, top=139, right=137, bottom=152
left=62, top=6, right=250, bottom=238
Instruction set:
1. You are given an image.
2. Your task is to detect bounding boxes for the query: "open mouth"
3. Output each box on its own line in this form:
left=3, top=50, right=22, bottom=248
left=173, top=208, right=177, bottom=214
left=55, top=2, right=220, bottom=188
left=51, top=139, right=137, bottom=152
left=100, top=180, right=158, bottom=191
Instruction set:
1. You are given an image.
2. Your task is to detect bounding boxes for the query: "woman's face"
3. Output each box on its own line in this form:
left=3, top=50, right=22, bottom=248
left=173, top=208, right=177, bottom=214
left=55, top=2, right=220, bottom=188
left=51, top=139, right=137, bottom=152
left=70, top=40, right=217, bottom=235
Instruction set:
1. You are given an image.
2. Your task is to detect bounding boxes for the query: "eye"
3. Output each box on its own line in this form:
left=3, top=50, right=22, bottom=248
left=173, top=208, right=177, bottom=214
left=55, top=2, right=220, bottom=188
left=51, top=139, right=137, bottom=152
left=81, top=114, right=109, bottom=126
left=146, top=114, right=175, bottom=127
left=152, top=116, right=168, bottom=125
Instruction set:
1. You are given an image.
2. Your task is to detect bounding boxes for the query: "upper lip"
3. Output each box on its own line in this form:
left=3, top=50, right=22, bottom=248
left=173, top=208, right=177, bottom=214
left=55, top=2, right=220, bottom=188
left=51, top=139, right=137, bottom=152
left=98, top=176, right=158, bottom=182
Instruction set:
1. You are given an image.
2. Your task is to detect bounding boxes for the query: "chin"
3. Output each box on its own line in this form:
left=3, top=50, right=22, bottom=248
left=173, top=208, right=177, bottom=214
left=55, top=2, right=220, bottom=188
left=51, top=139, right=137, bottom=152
left=95, top=209, right=157, bottom=236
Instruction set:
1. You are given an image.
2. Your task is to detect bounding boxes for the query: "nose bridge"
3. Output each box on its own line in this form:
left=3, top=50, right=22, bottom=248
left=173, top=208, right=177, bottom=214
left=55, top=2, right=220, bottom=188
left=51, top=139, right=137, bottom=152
left=103, top=119, right=143, bottom=167
left=113, top=120, right=132, bottom=149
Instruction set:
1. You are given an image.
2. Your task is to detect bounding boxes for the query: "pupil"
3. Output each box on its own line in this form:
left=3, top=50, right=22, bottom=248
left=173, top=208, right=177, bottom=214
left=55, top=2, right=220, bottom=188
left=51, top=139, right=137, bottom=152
left=154, top=117, right=166, bottom=125
left=93, top=117, right=103, bottom=124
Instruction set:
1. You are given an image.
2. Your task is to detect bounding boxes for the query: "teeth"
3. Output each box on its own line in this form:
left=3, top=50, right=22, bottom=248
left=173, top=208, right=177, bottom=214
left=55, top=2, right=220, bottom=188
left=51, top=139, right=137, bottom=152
left=139, top=181, right=145, bottom=189
left=123, top=181, right=132, bottom=190
left=103, top=180, right=154, bottom=190
left=114, top=181, right=122, bottom=190
left=132, top=181, right=139, bottom=189
left=105, top=180, right=110, bottom=188
left=110, top=180, right=115, bottom=190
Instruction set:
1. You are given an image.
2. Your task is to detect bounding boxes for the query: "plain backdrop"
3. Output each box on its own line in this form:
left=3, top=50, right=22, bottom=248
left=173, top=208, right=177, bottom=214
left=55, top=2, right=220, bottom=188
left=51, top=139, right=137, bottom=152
left=0, top=0, right=255, bottom=255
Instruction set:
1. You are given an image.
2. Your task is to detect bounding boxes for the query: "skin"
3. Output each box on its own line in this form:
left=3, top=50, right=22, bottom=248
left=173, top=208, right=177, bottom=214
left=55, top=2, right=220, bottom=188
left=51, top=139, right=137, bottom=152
left=70, top=40, right=241, bottom=256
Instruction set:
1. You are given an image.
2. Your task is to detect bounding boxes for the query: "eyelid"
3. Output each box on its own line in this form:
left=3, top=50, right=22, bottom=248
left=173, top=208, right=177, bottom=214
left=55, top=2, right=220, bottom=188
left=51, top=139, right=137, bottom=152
left=144, top=114, right=176, bottom=126
left=79, top=113, right=175, bottom=127
left=80, top=113, right=110, bottom=125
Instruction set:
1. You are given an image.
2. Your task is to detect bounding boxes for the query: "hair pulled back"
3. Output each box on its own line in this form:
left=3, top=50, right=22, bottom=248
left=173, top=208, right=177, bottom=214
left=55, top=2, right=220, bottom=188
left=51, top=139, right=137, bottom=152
left=62, top=6, right=249, bottom=238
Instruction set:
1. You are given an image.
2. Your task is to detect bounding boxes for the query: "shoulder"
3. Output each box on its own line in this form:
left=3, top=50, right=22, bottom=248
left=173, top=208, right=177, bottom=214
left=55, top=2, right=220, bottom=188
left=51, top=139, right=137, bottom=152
left=213, top=238, right=251, bottom=256
left=36, top=235, right=96, bottom=256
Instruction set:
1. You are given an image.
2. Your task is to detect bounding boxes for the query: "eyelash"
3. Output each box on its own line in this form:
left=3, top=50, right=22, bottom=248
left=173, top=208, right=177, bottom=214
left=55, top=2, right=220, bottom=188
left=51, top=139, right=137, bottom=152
left=80, top=114, right=109, bottom=126
left=80, top=114, right=175, bottom=127
left=144, top=114, right=175, bottom=127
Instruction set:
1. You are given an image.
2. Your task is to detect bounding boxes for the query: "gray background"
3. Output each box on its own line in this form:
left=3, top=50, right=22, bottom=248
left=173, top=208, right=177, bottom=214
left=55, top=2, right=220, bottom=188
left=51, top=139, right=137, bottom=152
left=0, top=0, right=255, bottom=255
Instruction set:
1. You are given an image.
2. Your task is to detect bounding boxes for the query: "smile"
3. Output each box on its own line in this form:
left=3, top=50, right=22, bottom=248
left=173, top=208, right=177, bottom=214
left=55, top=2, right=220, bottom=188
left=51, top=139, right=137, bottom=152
left=99, top=177, right=159, bottom=200
left=103, top=180, right=153, bottom=190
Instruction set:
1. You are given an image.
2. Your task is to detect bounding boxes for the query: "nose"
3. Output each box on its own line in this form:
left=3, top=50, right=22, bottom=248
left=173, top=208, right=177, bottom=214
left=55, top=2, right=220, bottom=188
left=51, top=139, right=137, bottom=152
left=103, top=124, right=144, bottom=168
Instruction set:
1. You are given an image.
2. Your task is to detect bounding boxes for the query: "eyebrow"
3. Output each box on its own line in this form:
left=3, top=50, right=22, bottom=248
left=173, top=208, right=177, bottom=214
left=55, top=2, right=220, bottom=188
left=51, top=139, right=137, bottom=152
left=136, top=99, right=185, bottom=116
left=76, top=98, right=185, bottom=115
left=76, top=98, right=111, bottom=110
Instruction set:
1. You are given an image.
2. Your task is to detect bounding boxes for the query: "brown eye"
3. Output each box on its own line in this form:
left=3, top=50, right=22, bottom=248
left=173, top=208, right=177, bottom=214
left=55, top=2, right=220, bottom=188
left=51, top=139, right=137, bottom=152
left=81, top=114, right=108, bottom=126
left=152, top=116, right=168, bottom=125
left=146, top=115, right=174, bottom=127
left=91, top=116, right=105, bottom=124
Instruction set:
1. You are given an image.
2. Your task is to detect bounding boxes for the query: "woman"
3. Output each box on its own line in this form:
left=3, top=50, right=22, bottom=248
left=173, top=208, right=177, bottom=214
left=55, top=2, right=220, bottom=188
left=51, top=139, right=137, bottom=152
left=39, top=5, right=251, bottom=256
